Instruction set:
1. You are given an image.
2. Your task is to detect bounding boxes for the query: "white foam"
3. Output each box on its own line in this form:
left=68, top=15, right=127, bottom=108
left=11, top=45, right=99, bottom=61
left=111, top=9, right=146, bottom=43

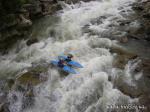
left=1, top=0, right=139, bottom=112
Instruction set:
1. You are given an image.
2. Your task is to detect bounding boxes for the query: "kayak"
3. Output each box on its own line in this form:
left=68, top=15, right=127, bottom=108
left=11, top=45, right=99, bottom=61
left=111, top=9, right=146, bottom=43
left=51, top=60, right=77, bottom=74
left=58, top=55, right=83, bottom=68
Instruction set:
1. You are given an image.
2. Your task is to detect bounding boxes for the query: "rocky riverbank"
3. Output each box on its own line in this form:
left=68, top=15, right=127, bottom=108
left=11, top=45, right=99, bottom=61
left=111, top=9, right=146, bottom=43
left=0, top=0, right=62, bottom=52
left=0, top=0, right=95, bottom=52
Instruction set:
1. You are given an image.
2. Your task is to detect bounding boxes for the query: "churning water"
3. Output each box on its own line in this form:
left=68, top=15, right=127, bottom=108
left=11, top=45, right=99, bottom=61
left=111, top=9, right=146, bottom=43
left=1, top=0, right=143, bottom=112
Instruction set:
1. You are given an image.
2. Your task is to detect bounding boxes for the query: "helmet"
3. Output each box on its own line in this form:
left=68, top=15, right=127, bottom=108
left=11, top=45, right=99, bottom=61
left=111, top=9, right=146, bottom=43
left=68, top=54, right=73, bottom=58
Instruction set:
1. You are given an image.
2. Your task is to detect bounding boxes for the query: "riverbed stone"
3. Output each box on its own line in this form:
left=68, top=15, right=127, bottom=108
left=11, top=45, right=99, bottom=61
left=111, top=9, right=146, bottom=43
left=16, top=72, right=42, bottom=86
left=16, top=61, right=49, bottom=86
left=111, top=45, right=137, bottom=69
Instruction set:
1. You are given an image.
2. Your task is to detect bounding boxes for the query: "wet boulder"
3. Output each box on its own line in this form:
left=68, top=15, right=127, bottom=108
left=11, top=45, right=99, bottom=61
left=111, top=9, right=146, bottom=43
left=111, top=44, right=137, bottom=56
left=26, top=38, right=38, bottom=46
left=16, top=61, right=49, bottom=86
left=113, top=54, right=137, bottom=69
left=113, top=55, right=129, bottom=69
left=13, top=62, right=50, bottom=109
left=111, top=45, right=137, bottom=69
left=16, top=72, right=42, bottom=86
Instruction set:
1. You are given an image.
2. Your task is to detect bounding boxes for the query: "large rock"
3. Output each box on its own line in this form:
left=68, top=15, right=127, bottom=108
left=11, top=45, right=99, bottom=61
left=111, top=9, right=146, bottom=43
left=16, top=61, right=49, bottom=86
left=16, top=72, right=44, bottom=86
left=111, top=44, right=138, bottom=69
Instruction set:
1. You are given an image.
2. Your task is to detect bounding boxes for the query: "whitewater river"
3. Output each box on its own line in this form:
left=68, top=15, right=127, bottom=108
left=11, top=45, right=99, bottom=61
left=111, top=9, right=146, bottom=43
left=0, top=0, right=146, bottom=112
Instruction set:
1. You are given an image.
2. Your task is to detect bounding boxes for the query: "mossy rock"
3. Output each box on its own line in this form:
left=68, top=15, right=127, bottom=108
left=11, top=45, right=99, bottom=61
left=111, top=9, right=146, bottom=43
left=17, top=72, right=42, bottom=86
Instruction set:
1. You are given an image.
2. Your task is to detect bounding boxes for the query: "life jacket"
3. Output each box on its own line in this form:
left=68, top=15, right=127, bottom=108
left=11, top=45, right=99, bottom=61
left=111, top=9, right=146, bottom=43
left=58, top=60, right=65, bottom=68
left=65, top=56, right=72, bottom=62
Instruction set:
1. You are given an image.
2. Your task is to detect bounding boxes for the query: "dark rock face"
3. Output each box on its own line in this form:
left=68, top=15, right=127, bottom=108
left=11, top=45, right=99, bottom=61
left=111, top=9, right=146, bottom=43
left=26, top=38, right=38, bottom=46
left=131, top=0, right=150, bottom=41
left=0, top=0, right=94, bottom=52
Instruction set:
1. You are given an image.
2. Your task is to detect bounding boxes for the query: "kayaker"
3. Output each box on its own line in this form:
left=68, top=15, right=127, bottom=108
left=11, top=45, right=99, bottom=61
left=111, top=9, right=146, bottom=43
left=58, top=59, right=65, bottom=68
left=65, top=54, right=73, bottom=62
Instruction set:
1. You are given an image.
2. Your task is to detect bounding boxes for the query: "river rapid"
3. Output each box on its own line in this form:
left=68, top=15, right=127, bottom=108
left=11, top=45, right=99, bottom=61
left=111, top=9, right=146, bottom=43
left=0, top=0, right=147, bottom=112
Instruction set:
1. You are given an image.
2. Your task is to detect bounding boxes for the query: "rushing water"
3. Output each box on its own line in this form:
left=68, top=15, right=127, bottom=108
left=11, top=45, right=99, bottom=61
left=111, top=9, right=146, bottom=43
left=0, top=0, right=145, bottom=112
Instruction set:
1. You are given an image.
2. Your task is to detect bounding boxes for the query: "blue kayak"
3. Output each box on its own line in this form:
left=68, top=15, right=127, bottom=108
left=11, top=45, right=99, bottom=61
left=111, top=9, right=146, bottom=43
left=58, top=55, right=83, bottom=68
left=51, top=60, right=77, bottom=74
